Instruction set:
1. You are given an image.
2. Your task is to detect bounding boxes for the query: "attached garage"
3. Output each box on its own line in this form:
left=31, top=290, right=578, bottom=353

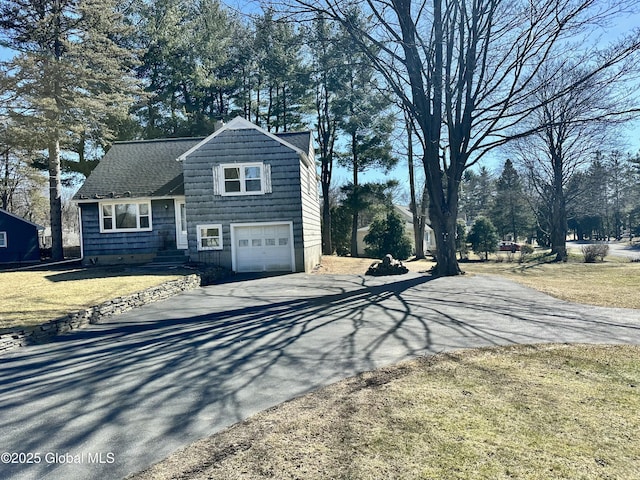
left=231, top=222, right=295, bottom=273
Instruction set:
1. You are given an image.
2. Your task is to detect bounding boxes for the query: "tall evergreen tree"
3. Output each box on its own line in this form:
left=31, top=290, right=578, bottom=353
left=252, top=9, right=310, bottom=132
left=569, top=151, right=636, bottom=240
left=308, top=16, right=349, bottom=254
left=459, top=167, right=494, bottom=224
left=334, top=8, right=397, bottom=256
left=1, top=0, right=140, bottom=259
left=134, top=0, right=244, bottom=137
left=490, top=159, right=532, bottom=242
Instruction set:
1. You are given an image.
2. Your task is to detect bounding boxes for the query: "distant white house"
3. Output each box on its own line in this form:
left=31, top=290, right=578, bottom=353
left=356, top=205, right=436, bottom=257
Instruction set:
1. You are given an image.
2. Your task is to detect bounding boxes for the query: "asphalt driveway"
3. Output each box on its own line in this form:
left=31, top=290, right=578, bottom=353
left=1, top=273, right=639, bottom=480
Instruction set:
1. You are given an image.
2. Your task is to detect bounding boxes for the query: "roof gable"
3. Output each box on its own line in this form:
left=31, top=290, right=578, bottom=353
left=74, top=118, right=314, bottom=202
left=177, top=117, right=312, bottom=165
left=0, top=209, right=44, bottom=230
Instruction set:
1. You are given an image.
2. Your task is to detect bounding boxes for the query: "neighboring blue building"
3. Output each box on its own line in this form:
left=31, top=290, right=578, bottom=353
left=0, top=209, right=43, bottom=265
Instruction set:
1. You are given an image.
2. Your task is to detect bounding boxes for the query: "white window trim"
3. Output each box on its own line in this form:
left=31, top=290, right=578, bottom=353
left=0, top=231, right=6, bottom=248
left=99, top=200, right=153, bottom=233
left=197, top=224, right=223, bottom=251
left=213, top=162, right=271, bottom=197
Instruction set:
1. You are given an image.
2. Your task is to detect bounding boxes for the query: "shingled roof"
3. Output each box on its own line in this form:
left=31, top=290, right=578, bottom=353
left=74, top=120, right=314, bottom=201
left=73, top=137, right=203, bottom=200
left=275, top=131, right=313, bottom=157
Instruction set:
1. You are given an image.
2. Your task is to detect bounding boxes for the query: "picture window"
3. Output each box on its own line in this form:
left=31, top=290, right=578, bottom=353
left=100, top=202, right=151, bottom=232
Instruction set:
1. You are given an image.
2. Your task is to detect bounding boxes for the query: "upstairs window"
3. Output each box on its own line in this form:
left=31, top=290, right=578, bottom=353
left=214, top=163, right=271, bottom=196
left=100, top=201, right=152, bottom=233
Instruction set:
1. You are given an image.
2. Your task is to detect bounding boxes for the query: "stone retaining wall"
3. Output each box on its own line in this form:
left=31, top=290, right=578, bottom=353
left=0, top=274, right=201, bottom=354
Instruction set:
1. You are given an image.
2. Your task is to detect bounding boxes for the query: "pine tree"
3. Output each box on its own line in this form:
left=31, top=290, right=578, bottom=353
left=468, top=217, right=499, bottom=261
left=364, top=209, right=412, bottom=260
left=308, top=16, right=350, bottom=255
left=334, top=8, right=397, bottom=256
left=134, top=0, right=244, bottom=137
left=490, top=159, right=532, bottom=242
left=252, top=9, right=310, bottom=132
left=1, top=0, right=139, bottom=259
left=459, top=167, right=495, bottom=223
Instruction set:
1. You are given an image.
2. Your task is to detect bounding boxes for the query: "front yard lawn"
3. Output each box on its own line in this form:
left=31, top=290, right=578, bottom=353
left=0, top=266, right=189, bottom=331
left=130, top=344, right=640, bottom=480
left=460, top=253, right=640, bottom=309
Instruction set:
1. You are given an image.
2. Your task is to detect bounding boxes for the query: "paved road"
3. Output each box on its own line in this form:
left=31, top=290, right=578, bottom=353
left=567, top=240, right=640, bottom=260
left=1, top=273, right=639, bottom=480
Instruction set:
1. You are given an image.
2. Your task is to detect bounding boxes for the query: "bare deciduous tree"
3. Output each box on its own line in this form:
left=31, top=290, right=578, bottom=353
left=512, top=59, right=638, bottom=260
left=279, top=0, right=640, bottom=275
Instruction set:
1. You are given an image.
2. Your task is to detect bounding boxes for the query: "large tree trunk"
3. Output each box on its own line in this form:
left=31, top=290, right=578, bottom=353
left=48, top=139, right=64, bottom=261
left=429, top=202, right=460, bottom=276
left=2, top=148, right=10, bottom=211
left=351, top=211, right=359, bottom=257
left=550, top=201, right=567, bottom=261
left=550, top=156, right=567, bottom=261
left=407, top=119, right=426, bottom=259
left=350, top=135, right=359, bottom=257
left=401, top=0, right=460, bottom=275
left=321, top=182, right=332, bottom=255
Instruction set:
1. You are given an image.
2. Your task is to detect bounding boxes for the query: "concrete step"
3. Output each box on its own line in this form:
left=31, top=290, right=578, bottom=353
left=145, top=250, right=188, bottom=267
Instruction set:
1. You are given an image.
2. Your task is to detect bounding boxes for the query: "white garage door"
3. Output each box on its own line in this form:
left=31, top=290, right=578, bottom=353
left=233, top=223, right=294, bottom=272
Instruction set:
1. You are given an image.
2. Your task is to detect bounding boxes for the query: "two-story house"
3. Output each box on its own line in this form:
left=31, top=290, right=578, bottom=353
left=74, top=117, right=322, bottom=273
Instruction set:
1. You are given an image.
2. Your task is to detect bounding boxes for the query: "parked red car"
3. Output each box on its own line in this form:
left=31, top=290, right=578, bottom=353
left=498, top=241, right=521, bottom=252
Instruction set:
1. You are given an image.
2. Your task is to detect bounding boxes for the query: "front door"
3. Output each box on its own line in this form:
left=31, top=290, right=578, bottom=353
left=175, top=200, right=188, bottom=249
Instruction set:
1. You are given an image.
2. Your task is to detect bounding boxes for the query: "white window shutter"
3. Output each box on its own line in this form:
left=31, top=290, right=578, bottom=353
left=212, top=165, right=221, bottom=195
left=264, top=163, right=272, bottom=193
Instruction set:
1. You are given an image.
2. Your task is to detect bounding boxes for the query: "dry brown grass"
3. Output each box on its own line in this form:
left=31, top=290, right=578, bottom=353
left=314, top=254, right=640, bottom=309
left=129, top=344, right=640, bottom=480
left=313, top=255, right=436, bottom=275
left=461, top=254, right=640, bottom=309
left=0, top=266, right=187, bottom=331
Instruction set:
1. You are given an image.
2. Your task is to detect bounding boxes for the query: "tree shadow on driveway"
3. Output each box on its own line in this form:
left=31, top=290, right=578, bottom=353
left=1, top=273, right=639, bottom=480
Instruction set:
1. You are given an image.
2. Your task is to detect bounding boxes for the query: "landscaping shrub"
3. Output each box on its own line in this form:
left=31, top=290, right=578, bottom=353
left=198, top=265, right=231, bottom=285
left=519, top=244, right=535, bottom=263
left=364, top=210, right=412, bottom=260
left=581, top=244, right=609, bottom=263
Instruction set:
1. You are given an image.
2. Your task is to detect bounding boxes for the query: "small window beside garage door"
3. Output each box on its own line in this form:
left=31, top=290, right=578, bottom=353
left=197, top=224, right=223, bottom=250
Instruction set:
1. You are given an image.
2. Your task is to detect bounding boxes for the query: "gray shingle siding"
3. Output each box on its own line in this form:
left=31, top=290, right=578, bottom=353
left=183, top=128, right=311, bottom=271
left=299, top=153, right=322, bottom=271
left=74, top=117, right=321, bottom=271
left=80, top=200, right=178, bottom=259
